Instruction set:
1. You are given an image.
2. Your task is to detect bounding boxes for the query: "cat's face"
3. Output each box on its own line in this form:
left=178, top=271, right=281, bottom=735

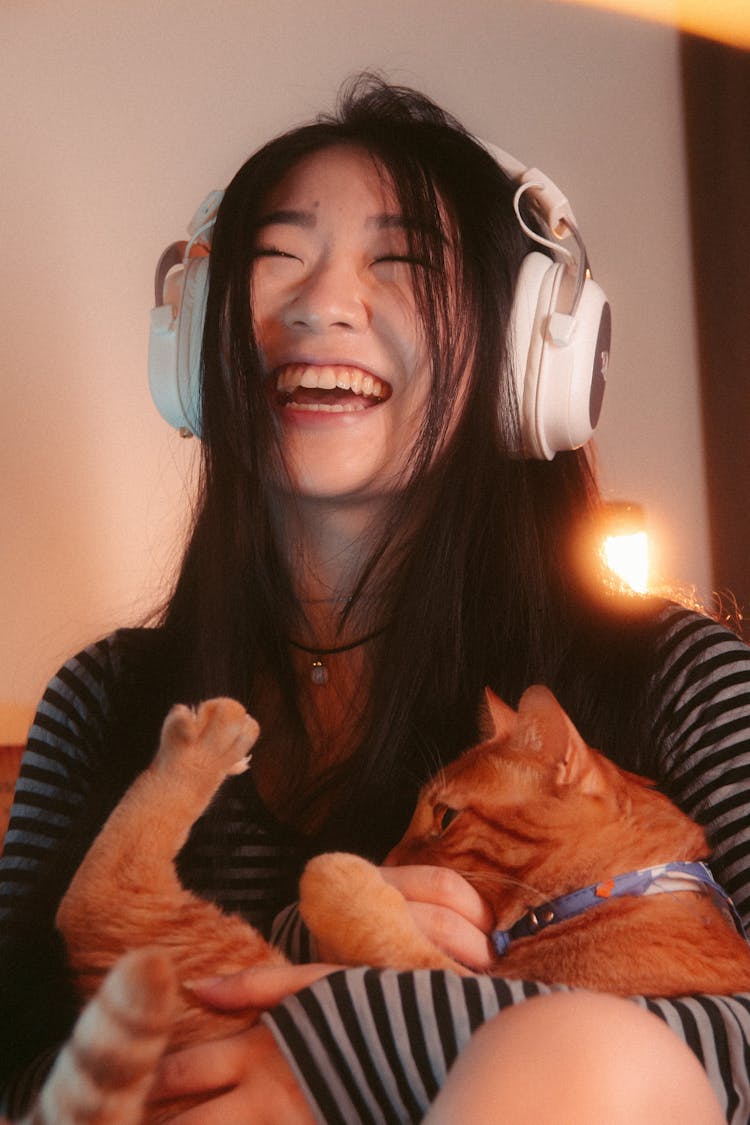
left=384, top=686, right=701, bottom=928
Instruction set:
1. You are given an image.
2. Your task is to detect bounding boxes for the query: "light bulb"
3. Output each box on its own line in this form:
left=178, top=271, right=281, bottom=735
left=600, top=502, right=649, bottom=594
left=603, top=529, right=649, bottom=593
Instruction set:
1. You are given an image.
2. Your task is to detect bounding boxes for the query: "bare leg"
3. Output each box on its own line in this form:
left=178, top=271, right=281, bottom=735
left=425, top=991, right=724, bottom=1125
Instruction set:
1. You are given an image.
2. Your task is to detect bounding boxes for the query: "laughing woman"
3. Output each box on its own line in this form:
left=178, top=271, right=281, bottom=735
left=2, top=76, right=749, bottom=1123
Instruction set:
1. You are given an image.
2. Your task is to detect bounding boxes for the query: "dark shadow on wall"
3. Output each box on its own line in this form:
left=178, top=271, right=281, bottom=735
left=680, top=34, right=750, bottom=639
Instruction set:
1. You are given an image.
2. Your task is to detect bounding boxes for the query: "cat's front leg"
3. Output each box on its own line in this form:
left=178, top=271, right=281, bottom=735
left=59, top=699, right=258, bottom=906
left=300, top=853, right=467, bottom=973
left=153, top=698, right=259, bottom=793
left=135, top=698, right=259, bottom=861
left=56, top=699, right=261, bottom=983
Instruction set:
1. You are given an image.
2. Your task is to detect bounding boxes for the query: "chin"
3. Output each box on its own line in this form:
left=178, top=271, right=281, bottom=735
left=279, top=445, right=396, bottom=503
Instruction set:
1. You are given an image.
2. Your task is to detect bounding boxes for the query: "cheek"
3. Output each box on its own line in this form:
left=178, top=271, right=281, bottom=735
left=250, top=295, right=279, bottom=362
left=249, top=268, right=287, bottom=349
left=386, top=314, right=432, bottom=411
left=249, top=279, right=264, bottom=344
left=377, top=282, right=425, bottom=357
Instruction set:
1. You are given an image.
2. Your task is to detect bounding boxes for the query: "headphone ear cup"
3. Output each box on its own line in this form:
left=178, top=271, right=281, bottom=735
left=551, top=279, right=610, bottom=452
left=509, top=252, right=560, bottom=459
left=509, top=252, right=611, bottom=459
left=148, top=256, right=207, bottom=436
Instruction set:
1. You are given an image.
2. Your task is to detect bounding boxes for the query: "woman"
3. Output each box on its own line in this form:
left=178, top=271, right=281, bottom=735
left=1, top=75, right=748, bottom=1122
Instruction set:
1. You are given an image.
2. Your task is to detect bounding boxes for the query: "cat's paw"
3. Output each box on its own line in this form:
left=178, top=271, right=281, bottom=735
left=156, top=698, right=260, bottom=780
left=301, top=853, right=470, bottom=974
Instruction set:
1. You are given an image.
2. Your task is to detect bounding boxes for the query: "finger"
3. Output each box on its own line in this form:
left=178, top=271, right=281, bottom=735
left=407, top=901, right=495, bottom=971
left=165, top=1088, right=310, bottom=1125
left=172, top=1088, right=315, bottom=1125
left=185, top=962, right=339, bottom=1009
left=152, top=1032, right=251, bottom=1099
left=380, top=864, right=495, bottom=932
left=162, top=1029, right=315, bottom=1125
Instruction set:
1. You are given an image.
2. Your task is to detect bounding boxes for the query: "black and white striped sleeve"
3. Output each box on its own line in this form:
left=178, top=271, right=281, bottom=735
left=0, top=637, right=119, bottom=1115
left=262, top=608, right=750, bottom=1124
left=649, top=605, right=750, bottom=921
left=263, top=971, right=750, bottom=1124
left=271, top=902, right=320, bottom=963
left=0, top=636, right=117, bottom=922
left=264, top=969, right=559, bottom=1124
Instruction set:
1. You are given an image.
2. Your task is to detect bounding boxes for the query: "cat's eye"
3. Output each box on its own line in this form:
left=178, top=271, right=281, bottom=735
left=434, top=803, right=461, bottom=833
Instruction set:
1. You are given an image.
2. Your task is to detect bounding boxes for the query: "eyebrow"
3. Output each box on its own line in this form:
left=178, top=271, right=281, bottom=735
left=371, top=212, right=415, bottom=231
left=255, top=209, right=317, bottom=230
left=255, top=209, right=442, bottom=238
left=372, top=212, right=448, bottom=243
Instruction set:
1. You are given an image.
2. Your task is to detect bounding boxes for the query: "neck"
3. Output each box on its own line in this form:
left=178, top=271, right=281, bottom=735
left=273, top=492, right=391, bottom=615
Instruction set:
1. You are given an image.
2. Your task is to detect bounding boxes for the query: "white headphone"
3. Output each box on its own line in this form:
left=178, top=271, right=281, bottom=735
left=148, top=188, right=222, bottom=438
left=148, top=148, right=610, bottom=459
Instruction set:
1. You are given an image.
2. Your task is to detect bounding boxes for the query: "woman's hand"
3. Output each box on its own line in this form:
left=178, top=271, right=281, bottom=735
left=152, top=860, right=495, bottom=1123
left=150, top=963, right=337, bottom=1124
left=378, top=864, right=495, bottom=970
left=150, top=1022, right=316, bottom=1124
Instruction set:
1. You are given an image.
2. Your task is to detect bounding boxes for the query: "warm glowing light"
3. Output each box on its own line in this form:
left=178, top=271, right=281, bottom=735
left=552, top=0, right=750, bottom=49
left=598, top=502, right=650, bottom=593
left=603, top=529, right=649, bottom=592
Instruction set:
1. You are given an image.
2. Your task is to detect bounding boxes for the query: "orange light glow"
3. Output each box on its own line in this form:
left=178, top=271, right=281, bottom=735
left=603, top=529, right=649, bottom=593
left=599, top=502, right=650, bottom=594
left=552, top=0, right=750, bottom=49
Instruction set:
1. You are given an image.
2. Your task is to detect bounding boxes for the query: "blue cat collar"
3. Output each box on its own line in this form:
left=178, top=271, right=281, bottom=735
left=492, top=861, right=745, bottom=957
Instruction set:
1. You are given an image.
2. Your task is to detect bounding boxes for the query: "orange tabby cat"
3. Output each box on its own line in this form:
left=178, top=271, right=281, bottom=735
left=301, top=685, right=750, bottom=995
left=51, top=687, right=750, bottom=1125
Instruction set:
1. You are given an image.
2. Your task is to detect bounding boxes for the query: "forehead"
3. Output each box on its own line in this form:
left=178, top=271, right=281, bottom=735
left=260, top=144, right=400, bottom=220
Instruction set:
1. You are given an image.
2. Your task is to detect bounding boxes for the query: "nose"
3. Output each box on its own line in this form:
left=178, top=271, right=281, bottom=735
left=282, top=259, right=369, bottom=334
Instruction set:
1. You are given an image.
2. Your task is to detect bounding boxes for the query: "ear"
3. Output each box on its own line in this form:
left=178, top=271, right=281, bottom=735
left=516, top=686, right=604, bottom=795
left=478, top=687, right=517, bottom=743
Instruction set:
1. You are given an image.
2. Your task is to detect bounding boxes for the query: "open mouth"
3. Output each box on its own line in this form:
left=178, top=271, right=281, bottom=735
left=275, top=364, right=392, bottom=413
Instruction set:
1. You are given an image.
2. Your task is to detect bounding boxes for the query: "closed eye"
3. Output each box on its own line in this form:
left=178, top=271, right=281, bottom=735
left=252, top=246, right=302, bottom=262
left=373, top=254, right=430, bottom=268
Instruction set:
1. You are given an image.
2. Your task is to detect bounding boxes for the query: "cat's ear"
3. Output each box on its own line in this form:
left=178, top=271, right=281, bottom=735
left=516, top=686, right=604, bottom=796
left=479, top=687, right=517, bottom=743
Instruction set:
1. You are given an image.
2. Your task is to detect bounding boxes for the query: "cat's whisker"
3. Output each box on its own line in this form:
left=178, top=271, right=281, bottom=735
left=450, top=866, right=545, bottom=901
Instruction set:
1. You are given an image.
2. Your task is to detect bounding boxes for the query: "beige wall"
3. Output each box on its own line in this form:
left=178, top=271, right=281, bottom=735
left=1, top=0, right=711, bottom=741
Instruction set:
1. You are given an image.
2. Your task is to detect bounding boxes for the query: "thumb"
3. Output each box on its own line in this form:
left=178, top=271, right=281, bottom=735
left=184, top=962, right=339, bottom=1009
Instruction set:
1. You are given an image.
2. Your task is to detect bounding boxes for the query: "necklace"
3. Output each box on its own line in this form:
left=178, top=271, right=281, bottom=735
left=289, top=627, right=385, bottom=685
left=300, top=596, right=353, bottom=605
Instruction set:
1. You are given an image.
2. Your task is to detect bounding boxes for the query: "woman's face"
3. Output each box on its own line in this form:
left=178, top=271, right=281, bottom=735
left=251, top=144, right=442, bottom=505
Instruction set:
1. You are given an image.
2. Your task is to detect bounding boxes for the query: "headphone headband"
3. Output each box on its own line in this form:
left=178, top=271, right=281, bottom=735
left=484, top=142, right=578, bottom=238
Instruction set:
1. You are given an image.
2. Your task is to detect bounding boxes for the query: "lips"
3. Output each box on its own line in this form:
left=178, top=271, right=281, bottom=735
left=274, top=363, right=391, bottom=413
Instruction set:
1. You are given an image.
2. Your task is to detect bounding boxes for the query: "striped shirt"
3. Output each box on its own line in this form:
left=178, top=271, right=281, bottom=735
left=1, top=604, right=749, bottom=1121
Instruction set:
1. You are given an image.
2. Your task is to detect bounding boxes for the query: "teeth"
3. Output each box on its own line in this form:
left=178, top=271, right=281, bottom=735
left=276, top=364, right=387, bottom=399
left=348, top=370, right=363, bottom=394
left=290, top=401, right=368, bottom=412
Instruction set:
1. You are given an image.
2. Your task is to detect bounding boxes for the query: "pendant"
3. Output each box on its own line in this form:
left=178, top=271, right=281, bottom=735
left=310, top=659, right=329, bottom=686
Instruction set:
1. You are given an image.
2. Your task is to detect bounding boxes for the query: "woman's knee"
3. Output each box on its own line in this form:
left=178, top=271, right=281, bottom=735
left=425, top=990, right=724, bottom=1124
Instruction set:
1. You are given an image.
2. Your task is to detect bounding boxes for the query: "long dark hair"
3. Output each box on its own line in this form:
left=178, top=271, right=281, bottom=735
left=159, top=74, right=666, bottom=855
